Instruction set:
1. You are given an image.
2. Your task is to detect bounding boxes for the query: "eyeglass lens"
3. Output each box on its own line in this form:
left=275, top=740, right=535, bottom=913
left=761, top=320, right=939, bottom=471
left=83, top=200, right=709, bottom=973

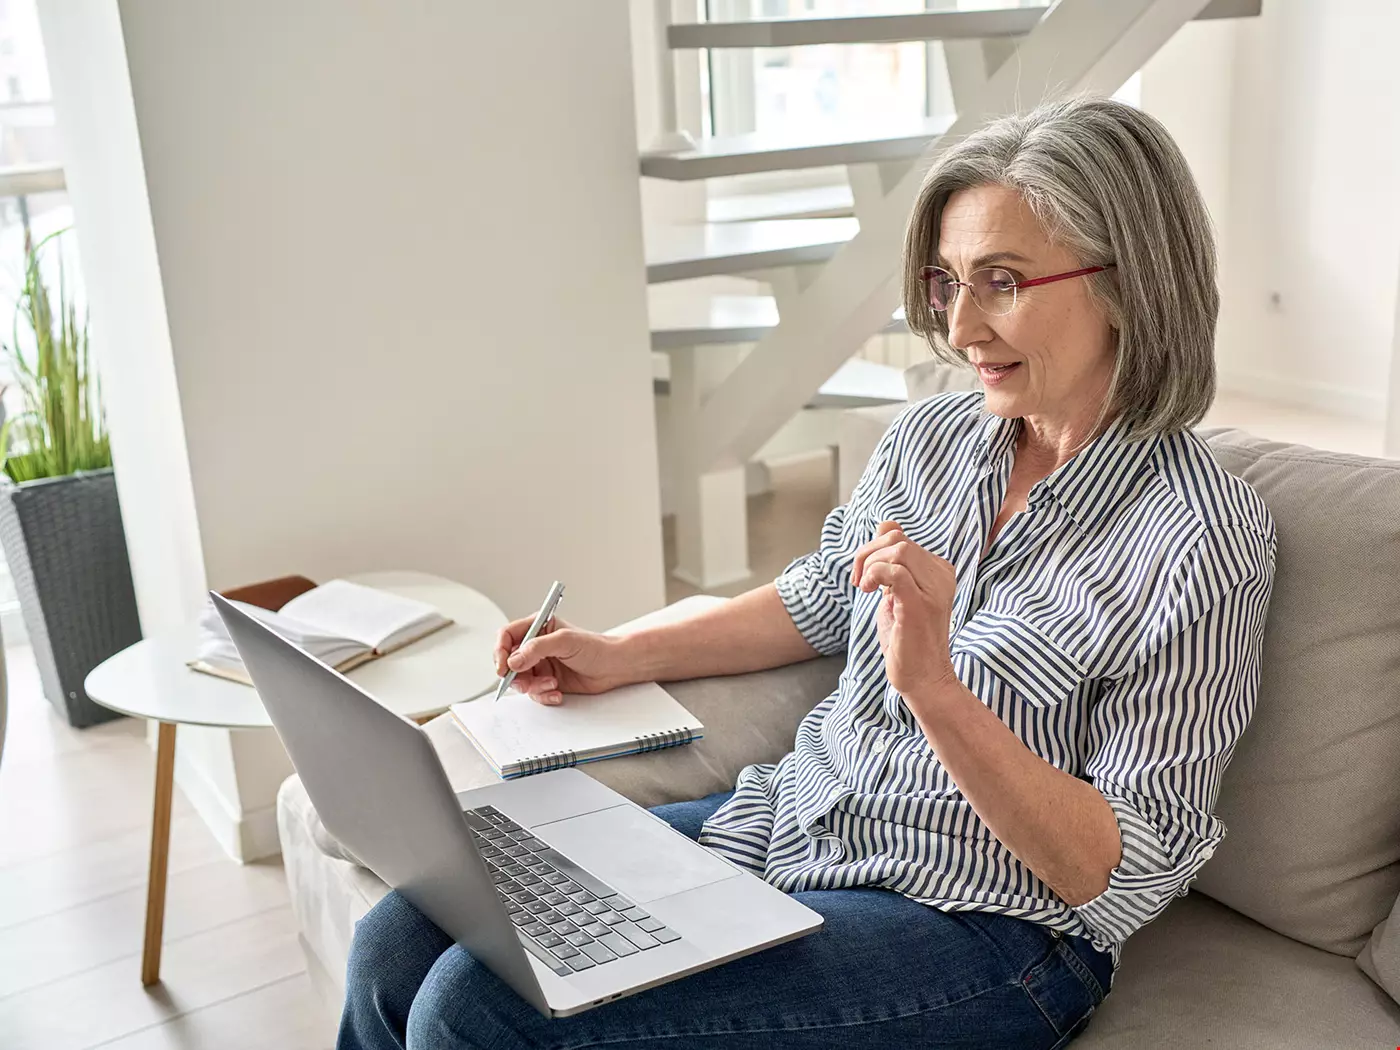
left=926, top=267, right=1018, bottom=316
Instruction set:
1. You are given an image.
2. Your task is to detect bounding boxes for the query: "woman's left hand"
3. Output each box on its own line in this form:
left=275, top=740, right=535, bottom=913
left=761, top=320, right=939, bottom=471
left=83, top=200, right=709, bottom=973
left=851, top=521, right=960, bottom=702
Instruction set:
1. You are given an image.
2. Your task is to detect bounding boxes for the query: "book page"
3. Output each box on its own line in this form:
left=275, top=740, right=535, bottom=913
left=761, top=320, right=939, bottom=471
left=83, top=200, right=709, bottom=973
left=451, top=682, right=703, bottom=768
left=279, top=579, right=445, bottom=650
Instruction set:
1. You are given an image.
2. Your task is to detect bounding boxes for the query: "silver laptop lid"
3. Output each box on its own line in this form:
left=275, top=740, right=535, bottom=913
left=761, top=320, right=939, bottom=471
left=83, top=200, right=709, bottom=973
left=209, top=592, right=546, bottom=1011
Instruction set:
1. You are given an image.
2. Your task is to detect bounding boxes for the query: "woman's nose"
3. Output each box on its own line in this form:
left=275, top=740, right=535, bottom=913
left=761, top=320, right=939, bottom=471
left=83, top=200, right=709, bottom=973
left=946, top=283, right=994, bottom=349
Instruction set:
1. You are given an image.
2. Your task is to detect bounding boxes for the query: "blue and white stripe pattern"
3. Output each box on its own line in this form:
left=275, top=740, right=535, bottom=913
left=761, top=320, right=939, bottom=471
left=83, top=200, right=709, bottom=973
left=697, top=391, right=1277, bottom=980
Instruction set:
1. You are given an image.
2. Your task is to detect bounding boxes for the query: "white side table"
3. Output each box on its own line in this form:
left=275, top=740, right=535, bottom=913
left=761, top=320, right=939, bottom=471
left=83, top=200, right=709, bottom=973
left=83, top=570, right=507, bottom=986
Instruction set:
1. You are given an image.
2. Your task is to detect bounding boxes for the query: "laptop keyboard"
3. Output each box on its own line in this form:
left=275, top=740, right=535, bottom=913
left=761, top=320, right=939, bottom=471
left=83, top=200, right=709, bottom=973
left=465, top=804, right=682, bottom=976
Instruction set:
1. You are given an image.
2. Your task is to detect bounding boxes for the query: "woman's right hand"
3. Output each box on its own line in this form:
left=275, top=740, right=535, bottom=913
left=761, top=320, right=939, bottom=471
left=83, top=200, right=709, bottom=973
left=493, top=616, right=632, bottom=705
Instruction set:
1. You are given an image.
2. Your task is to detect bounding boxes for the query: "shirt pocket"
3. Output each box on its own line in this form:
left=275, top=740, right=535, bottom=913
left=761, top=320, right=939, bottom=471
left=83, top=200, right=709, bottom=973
left=952, top=610, right=1087, bottom=709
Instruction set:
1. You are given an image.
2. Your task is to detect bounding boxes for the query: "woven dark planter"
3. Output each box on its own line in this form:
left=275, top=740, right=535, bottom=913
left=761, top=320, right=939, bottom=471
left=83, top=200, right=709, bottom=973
left=0, top=468, right=142, bottom=727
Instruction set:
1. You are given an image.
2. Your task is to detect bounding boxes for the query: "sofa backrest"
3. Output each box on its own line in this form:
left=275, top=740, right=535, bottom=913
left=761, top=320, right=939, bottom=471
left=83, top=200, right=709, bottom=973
left=1191, top=429, right=1400, bottom=957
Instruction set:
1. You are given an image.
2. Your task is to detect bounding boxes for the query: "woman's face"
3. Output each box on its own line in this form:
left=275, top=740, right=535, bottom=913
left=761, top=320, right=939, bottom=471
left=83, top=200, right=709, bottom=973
left=937, top=184, right=1116, bottom=429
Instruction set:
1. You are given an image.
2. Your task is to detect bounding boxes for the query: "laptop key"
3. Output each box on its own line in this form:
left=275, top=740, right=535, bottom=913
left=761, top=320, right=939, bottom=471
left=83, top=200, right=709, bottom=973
left=636, top=916, right=665, bottom=933
left=550, top=920, right=579, bottom=936
left=582, top=922, right=608, bottom=936
left=601, top=895, right=634, bottom=911
left=541, top=892, right=568, bottom=906
left=502, top=846, right=530, bottom=859
left=518, top=935, right=572, bottom=976
left=505, top=902, right=523, bottom=915
left=491, top=873, right=511, bottom=885
left=557, top=902, right=583, bottom=917
left=597, top=911, right=626, bottom=926
left=595, top=931, right=639, bottom=958
left=527, top=861, right=552, bottom=873
left=565, top=954, right=597, bottom=972
left=463, top=810, right=494, bottom=831
left=563, top=930, right=592, bottom=947
left=566, top=890, right=595, bottom=904
left=615, top=922, right=660, bottom=950
left=582, top=900, right=609, bottom=915
left=510, top=912, right=533, bottom=926
left=556, top=882, right=582, bottom=895
left=524, top=839, right=552, bottom=853
left=553, top=942, right=581, bottom=958
left=503, top=864, right=528, bottom=876
left=524, top=901, right=550, bottom=915
left=621, top=907, right=649, bottom=923
left=523, top=922, right=551, bottom=938
left=579, top=941, right=618, bottom=965
left=498, top=881, right=523, bottom=895
left=517, top=873, right=543, bottom=887
left=542, top=872, right=569, bottom=886
left=533, top=847, right=618, bottom=899
left=650, top=926, right=681, bottom=944
left=538, top=933, right=565, bottom=949
left=538, top=911, right=563, bottom=925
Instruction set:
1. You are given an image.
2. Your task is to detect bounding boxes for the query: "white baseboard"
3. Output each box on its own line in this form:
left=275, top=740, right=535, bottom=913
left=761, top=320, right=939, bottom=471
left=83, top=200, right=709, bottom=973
left=1217, top=367, right=1387, bottom=423
left=170, top=737, right=283, bottom=863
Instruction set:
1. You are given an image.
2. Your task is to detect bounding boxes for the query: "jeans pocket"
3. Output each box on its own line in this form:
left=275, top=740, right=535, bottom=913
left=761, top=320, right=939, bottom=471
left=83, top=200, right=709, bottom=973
left=1019, top=939, right=1103, bottom=1040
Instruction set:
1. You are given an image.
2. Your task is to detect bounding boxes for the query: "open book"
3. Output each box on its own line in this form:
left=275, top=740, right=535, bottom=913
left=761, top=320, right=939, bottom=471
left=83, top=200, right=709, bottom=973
left=191, top=577, right=452, bottom=686
left=450, top=682, right=704, bottom=779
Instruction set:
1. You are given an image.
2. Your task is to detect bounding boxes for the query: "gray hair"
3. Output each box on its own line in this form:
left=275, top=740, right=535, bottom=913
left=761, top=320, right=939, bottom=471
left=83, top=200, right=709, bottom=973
left=902, top=95, right=1217, bottom=438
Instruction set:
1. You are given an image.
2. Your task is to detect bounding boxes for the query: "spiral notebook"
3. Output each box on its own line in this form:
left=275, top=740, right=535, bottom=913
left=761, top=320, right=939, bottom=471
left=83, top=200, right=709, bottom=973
left=449, top=682, right=704, bottom=779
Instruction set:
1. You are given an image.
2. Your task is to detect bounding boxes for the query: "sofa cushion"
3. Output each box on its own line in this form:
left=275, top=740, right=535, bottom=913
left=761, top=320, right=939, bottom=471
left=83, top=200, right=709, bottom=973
left=1073, top=891, right=1400, bottom=1048
left=1358, top=891, right=1400, bottom=1006
left=1190, top=430, right=1400, bottom=957
left=902, top=358, right=979, bottom=402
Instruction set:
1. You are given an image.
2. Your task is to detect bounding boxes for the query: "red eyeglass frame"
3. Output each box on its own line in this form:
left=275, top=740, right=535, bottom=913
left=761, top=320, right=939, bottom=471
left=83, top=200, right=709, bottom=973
left=919, top=263, right=1116, bottom=311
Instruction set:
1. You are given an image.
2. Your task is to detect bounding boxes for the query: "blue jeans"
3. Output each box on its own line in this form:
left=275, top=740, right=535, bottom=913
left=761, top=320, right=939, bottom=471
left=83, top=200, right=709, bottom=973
left=339, top=791, right=1113, bottom=1049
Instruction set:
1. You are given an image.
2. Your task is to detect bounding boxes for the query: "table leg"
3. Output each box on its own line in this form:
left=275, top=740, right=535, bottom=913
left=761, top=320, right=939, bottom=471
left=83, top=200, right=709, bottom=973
left=141, top=721, right=177, bottom=986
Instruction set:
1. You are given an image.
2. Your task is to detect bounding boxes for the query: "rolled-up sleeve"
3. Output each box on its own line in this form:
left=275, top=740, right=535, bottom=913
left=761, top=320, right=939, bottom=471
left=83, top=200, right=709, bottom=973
left=774, top=410, right=903, bottom=657
left=1072, top=524, right=1276, bottom=953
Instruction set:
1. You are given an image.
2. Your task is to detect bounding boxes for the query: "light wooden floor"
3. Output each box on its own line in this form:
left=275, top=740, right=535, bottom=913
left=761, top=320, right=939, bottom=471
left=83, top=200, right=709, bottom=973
left=0, top=647, right=331, bottom=1050
left=0, top=393, right=1385, bottom=1047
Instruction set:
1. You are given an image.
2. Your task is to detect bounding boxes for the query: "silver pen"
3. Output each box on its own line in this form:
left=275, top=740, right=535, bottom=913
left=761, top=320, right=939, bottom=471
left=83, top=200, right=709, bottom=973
left=494, top=580, right=566, bottom=702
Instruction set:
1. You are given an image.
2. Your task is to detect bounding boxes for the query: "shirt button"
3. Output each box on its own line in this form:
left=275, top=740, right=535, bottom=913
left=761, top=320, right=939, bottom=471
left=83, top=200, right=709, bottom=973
left=1201, top=845, right=1215, bottom=860
left=871, top=738, right=888, bottom=754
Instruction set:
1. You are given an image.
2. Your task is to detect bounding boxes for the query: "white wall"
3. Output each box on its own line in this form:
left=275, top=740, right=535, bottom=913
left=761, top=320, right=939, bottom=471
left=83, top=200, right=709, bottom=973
left=39, top=0, right=664, bottom=859
left=1213, top=0, right=1400, bottom=423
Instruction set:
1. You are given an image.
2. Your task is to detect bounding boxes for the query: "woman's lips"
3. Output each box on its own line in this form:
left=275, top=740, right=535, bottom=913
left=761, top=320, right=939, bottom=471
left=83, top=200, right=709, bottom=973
left=976, top=362, right=1021, bottom=386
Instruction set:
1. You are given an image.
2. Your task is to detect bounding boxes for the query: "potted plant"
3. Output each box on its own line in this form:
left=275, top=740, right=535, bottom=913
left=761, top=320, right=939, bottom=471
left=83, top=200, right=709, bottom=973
left=0, top=230, right=141, bottom=727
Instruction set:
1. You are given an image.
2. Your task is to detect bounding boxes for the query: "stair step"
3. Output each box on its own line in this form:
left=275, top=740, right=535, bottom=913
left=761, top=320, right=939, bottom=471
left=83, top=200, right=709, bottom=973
left=642, top=115, right=954, bottom=182
left=645, top=217, right=858, bottom=284
left=649, top=290, right=906, bottom=349
left=669, top=0, right=1260, bottom=50
left=654, top=356, right=907, bottom=410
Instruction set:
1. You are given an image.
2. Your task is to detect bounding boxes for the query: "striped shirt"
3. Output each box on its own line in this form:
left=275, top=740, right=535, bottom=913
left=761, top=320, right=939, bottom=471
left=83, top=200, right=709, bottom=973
left=697, top=391, right=1277, bottom=984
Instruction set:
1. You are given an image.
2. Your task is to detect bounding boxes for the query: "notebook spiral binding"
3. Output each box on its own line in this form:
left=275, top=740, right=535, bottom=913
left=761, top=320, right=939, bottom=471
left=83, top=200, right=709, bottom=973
left=515, top=727, right=696, bottom=777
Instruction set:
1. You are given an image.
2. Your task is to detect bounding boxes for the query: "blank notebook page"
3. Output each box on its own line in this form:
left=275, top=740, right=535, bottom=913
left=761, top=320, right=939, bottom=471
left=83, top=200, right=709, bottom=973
left=453, top=682, right=703, bottom=765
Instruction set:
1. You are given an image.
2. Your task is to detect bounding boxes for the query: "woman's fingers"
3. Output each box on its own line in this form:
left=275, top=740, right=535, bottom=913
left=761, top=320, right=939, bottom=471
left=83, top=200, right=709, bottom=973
left=858, top=559, right=919, bottom=599
left=857, top=543, right=934, bottom=599
left=850, top=520, right=906, bottom=589
left=494, top=614, right=565, bottom=675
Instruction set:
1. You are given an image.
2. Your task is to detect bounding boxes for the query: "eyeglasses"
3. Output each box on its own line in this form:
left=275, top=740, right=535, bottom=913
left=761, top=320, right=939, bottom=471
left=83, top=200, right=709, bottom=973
left=918, top=263, right=1115, bottom=317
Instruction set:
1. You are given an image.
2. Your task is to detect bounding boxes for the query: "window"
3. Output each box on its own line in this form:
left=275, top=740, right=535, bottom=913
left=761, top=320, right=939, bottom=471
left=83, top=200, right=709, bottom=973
left=704, top=0, right=952, bottom=197
left=0, top=0, right=67, bottom=647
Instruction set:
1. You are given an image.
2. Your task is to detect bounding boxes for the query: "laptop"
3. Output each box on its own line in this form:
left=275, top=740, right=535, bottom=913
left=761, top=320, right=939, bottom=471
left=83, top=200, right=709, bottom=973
left=212, top=593, right=821, bottom=1017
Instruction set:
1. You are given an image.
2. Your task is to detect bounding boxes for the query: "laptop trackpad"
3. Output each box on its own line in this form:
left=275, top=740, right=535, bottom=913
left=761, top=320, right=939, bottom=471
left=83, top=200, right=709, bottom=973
left=536, top=805, right=737, bottom=904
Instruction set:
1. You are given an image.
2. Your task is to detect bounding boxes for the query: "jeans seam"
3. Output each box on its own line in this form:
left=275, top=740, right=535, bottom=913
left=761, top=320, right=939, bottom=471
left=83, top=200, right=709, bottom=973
left=545, top=974, right=1026, bottom=1050
left=1057, top=940, right=1106, bottom=1003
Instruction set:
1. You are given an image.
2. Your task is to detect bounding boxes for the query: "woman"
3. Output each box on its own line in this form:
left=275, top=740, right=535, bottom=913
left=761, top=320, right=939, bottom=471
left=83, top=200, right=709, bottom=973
left=340, top=95, right=1276, bottom=1049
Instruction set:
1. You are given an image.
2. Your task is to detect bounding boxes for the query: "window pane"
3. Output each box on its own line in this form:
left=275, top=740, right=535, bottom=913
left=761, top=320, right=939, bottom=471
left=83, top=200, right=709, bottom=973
left=708, top=0, right=930, bottom=138
left=0, top=0, right=57, bottom=168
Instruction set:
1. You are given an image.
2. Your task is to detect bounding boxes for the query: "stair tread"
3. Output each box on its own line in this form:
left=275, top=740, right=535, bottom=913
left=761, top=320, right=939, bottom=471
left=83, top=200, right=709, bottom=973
left=668, top=0, right=1260, bottom=50
left=648, top=289, right=906, bottom=348
left=645, top=218, right=858, bottom=284
left=653, top=356, right=907, bottom=409
left=641, top=116, right=954, bottom=181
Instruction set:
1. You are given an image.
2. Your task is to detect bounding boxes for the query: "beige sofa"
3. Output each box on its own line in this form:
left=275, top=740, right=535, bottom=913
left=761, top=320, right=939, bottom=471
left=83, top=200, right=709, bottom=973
left=279, top=367, right=1400, bottom=1046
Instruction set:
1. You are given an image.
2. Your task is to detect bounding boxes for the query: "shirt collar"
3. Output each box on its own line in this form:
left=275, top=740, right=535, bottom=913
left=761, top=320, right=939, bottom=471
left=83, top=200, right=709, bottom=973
left=977, top=408, right=1161, bottom=535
